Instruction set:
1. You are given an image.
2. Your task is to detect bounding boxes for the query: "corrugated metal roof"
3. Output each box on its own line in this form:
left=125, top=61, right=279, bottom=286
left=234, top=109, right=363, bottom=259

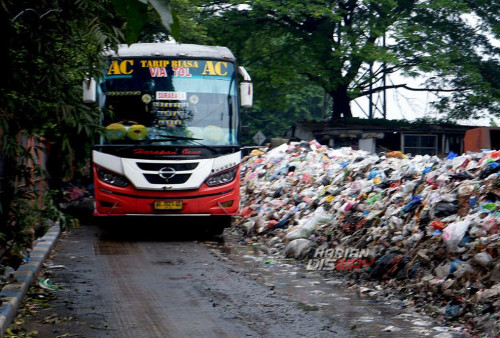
left=295, top=120, right=475, bottom=133
left=104, top=43, right=235, bottom=61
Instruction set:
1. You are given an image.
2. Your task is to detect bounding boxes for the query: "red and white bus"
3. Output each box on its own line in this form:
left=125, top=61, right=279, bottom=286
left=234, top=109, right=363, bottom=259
left=83, top=43, right=252, bottom=233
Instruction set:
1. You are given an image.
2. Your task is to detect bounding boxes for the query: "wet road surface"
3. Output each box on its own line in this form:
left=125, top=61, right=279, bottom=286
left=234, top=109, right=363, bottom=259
left=204, top=240, right=452, bottom=337
left=14, top=220, right=459, bottom=337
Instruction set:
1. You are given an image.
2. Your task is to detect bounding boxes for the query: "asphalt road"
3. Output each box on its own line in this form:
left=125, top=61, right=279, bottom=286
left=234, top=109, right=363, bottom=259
left=14, top=221, right=348, bottom=337
left=12, top=220, right=454, bottom=337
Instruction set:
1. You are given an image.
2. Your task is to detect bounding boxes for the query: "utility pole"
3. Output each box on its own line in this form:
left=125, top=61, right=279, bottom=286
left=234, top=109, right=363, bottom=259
left=382, top=33, right=387, bottom=119
left=369, top=64, right=373, bottom=119
left=367, top=32, right=388, bottom=120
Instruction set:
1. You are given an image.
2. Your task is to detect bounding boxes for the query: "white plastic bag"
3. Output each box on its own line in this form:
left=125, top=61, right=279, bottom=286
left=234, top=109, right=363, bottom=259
left=443, top=218, right=470, bottom=251
left=286, top=207, right=330, bottom=241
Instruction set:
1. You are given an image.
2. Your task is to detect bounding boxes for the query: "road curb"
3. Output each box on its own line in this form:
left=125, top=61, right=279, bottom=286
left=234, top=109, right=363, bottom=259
left=0, top=224, right=60, bottom=338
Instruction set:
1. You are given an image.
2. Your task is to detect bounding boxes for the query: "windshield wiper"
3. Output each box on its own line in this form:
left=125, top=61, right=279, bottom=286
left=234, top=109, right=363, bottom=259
left=143, top=135, right=203, bottom=143
left=137, top=135, right=218, bottom=153
left=109, top=135, right=218, bottom=153
left=184, top=138, right=218, bottom=153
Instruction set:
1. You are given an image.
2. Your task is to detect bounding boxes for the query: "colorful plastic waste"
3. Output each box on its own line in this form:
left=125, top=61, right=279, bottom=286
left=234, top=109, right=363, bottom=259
left=237, top=141, right=500, bottom=335
left=39, top=277, right=59, bottom=291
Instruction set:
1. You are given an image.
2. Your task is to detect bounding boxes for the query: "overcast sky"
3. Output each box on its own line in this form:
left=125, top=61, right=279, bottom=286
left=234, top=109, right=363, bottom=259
left=349, top=12, right=498, bottom=128
left=351, top=73, right=492, bottom=127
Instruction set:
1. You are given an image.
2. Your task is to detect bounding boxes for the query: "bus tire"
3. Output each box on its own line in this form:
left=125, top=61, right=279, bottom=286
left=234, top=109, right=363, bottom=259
left=209, top=216, right=231, bottom=235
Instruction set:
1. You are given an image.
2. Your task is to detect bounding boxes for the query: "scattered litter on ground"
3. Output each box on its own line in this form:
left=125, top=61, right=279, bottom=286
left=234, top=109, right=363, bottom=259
left=39, top=277, right=59, bottom=291
left=43, top=263, right=67, bottom=270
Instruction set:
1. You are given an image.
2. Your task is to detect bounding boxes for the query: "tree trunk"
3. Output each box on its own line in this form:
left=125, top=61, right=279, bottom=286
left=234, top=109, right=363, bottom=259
left=331, top=85, right=352, bottom=120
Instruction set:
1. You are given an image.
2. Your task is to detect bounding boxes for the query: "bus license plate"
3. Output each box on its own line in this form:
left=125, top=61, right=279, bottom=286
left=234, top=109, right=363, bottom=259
left=154, top=200, right=183, bottom=210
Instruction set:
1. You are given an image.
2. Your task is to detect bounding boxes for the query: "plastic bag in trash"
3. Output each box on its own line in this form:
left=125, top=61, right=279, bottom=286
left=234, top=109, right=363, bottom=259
left=481, top=215, right=499, bottom=234
left=443, top=219, right=470, bottom=251
left=479, top=161, right=500, bottom=178
left=286, top=206, right=330, bottom=241
left=433, top=201, right=458, bottom=218
left=283, top=238, right=313, bottom=259
left=445, top=300, right=464, bottom=319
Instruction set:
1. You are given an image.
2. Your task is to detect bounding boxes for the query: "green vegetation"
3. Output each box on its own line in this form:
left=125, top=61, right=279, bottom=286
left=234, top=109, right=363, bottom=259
left=196, top=0, right=500, bottom=139
left=0, top=0, right=171, bottom=270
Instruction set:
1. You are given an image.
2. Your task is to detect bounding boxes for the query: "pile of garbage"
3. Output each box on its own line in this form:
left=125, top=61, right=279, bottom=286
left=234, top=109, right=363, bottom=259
left=237, top=140, right=500, bottom=335
left=58, top=182, right=94, bottom=220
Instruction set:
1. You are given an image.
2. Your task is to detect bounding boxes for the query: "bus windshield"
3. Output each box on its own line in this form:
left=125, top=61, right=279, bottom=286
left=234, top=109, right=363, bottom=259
left=100, top=58, right=239, bottom=146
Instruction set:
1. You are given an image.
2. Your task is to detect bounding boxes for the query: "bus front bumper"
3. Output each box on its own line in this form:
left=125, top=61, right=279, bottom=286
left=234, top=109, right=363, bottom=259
left=93, top=184, right=240, bottom=217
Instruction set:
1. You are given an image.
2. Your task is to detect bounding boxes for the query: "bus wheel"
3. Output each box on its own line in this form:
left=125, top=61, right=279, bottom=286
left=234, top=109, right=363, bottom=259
left=209, top=216, right=231, bottom=235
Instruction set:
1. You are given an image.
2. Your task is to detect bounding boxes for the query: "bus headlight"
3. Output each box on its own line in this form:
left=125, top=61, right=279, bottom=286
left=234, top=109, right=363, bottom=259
left=206, top=167, right=238, bottom=187
left=96, top=166, right=130, bottom=187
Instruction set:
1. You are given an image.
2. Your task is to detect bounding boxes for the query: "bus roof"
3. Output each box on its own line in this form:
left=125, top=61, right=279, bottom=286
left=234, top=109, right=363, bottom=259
left=104, top=43, right=236, bottom=61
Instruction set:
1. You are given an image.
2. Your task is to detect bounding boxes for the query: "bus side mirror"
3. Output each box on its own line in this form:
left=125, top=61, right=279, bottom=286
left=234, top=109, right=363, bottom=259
left=83, top=77, right=96, bottom=103
left=238, top=66, right=253, bottom=108
left=240, top=81, right=253, bottom=108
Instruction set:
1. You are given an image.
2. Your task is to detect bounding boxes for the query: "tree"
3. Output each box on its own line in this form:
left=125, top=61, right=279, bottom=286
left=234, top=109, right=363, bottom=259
left=138, top=0, right=213, bottom=43
left=0, top=0, right=123, bottom=266
left=111, top=0, right=178, bottom=43
left=197, top=0, right=500, bottom=121
left=0, top=0, right=179, bottom=267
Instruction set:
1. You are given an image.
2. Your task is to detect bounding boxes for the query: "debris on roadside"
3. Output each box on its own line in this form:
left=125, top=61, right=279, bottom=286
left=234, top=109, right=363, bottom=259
left=59, top=183, right=93, bottom=209
left=237, top=140, right=500, bottom=336
left=39, top=277, right=59, bottom=291
left=58, top=182, right=94, bottom=220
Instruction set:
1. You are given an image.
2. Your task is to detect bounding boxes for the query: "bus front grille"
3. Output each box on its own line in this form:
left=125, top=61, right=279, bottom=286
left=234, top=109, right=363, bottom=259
left=143, top=173, right=191, bottom=184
